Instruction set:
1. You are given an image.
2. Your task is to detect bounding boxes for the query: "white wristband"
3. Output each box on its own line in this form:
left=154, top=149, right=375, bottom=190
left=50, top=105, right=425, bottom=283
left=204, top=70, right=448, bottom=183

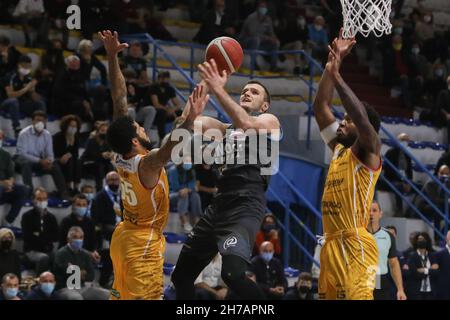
left=320, top=121, right=339, bottom=145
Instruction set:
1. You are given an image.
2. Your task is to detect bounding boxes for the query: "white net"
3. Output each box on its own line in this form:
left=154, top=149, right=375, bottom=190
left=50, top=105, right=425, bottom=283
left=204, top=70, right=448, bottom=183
left=341, top=0, right=393, bottom=38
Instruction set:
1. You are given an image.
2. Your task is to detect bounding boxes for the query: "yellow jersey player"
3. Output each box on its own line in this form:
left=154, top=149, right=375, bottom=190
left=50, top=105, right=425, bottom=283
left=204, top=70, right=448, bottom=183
left=313, top=30, right=382, bottom=300
left=98, top=30, right=209, bottom=300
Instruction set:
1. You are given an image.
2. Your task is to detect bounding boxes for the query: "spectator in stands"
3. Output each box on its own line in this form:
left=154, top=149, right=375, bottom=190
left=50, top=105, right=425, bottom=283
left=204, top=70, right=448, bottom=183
left=77, top=39, right=109, bottom=121
left=53, top=226, right=109, bottom=300
left=368, top=201, right=407, bottom=300
left=53, top=114, right=82, bottom=195
left=276, top=12, right=309, bottom=75
left=80, top=121, right=114, bottom=190
left=194, top=0, right=236, bottom=45
left=406, top=42, right=429, bottom=107
left=402, top=230, right=421, bottom=269
left=1, top=55, right=46, bottom=136
left=239, top=0, right=280, bottom=71
left=44, top=0, right=70, bottom=48
left=319, top=0, right=342, bottom=39
left=25, top=271, right=57, bottom=300
left=168, top=155, right=202, bottom=233
left=423, top=62, right=447, bottom=106
left=307, top=15, right=329, bottom=65
left=41, top=39, right=65, bottom=78
left=380, top=133, right=413, bottom=214
left=250, top=241, right=287, bottom=299
left=80, top=184, right=95, bottom=217
left=150, top=71, right=182, bottom=140
left=414, top=12, right=434, bottom=43
left=414, top=165, right=450, bottom=233
left=21, top=187, right=58, bottom=276
left=406, top=232, right=439, bottom=300
left=90, top=171, right=119, bottom=288
left=121, top=41, right=150, bottom=87
left=0, top=129, right=28, bottom=226
left=385, top=225, right=398, bottom=237
left=0, top=273, right=22, bottom=300
left=59, top=194, right=98, bottom=258
left=14, top=111, right=69, bottom=199
left=52, top=55, right=93, bottom=121
left=382, top=35, right=409, bottom=104
left=0, top=35, right=22, bottom=76
left=0, top=228, right=21, bottom=281
left=12, top=0, right=47, bottom=47
left=195, top=162, right=219, bottom=212
left=435, top=76, right=450, bottom=143
left=253, top=213, right=282, bottom=258
left=434, top=231, right=450, bottom=299
left=194, top=253, right=228, bottom=300
left=283, top=272, right=315, bottom=300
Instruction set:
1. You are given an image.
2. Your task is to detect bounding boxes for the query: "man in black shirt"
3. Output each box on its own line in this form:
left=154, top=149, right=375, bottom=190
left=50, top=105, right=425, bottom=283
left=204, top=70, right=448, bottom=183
left=1, top=55, right=46, bottom=135
left=0, top=35, right=21, bottom=76
left=0, top=129, right=28, bottom=226
left=121, top=41, right=149, bottom=87
left=171, top=60, right=281, bottom=300
left=150, top=71, right=182, bottom=140
left=21, top=187, right=59, bottom=275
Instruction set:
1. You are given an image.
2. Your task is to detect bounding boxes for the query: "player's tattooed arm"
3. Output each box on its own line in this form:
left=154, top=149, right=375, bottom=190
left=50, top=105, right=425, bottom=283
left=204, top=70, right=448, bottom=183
left=98, top=30, right=129, bottom=120
left=139, top=85, right=209, bottom=188
left=198, top=59, right=279, bottom=132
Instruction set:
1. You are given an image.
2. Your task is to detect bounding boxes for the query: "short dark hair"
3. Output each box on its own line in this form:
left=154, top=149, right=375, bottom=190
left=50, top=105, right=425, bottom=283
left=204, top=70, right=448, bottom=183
left=60, top=114, right=81, bottom=134
left=0, top=35, right=11, bottom=47
left=18, top=54, right=32, bottom=64
left=33, top=187, right=47, bottom=199
left=158, top=71, right=170, bottom=79
left=298, top=272, right=313, bottom=282
left=2, top=273, right=18, bottom=284
left=363, top=102, right=381, bottom=133
left=72, top=193, right=88, bottom=203
left=246, top=80, right=271, bottom=104
left=80, top=185, right=94, bottom=193
left=32, top=110, right=47, bottom=120
left=107, top=116, right=137, bottom=155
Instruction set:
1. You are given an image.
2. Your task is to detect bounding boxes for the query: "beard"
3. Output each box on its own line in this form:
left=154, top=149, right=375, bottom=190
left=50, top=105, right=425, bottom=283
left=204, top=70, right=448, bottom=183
left=138, top=136, right=152, bottom=151
left=336, top=134, right=357, bottom=148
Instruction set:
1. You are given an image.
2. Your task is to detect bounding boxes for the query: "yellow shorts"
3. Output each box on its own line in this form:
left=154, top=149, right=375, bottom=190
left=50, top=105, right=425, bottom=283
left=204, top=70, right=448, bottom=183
left=318, top=228, right=378, bottom=300
left=110, top=222, right=166, bottom=300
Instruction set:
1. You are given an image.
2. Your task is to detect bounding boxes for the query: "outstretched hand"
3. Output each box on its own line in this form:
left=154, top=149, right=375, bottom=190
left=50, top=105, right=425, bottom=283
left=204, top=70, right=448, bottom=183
left=198, top=59, right=228, bottom=93
left=184, top=84, right=210, bottom=122
left=98, top=30, right=129, bottom=56
left=325, top=28, right=356, bottom=74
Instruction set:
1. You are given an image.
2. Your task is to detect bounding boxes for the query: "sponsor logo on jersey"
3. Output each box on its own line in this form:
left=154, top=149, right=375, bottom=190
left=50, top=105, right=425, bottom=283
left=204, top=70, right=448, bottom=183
left=223, top=236, right=238, bottom=250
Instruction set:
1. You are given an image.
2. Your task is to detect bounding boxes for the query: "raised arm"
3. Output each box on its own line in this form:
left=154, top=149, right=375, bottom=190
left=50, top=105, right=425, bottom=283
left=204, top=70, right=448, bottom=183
left=139, top=85, right=210, bottom=188
left=198, top=59, right=280, bottom=132
left=98, top=30, right=129, bottom=120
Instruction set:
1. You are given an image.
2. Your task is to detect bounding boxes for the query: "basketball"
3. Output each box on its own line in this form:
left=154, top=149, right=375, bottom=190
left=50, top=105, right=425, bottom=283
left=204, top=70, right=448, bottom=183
left=205, top=36, right=244, bottom=75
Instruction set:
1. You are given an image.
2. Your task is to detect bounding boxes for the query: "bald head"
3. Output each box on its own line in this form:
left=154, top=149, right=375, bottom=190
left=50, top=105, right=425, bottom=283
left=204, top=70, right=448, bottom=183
left=260, top=241, right=274, bottom=254
left=397, top=133, right=410, bottom=142
left=438, top=165, right=450, bottom=178
left=39, top=272, right=55, bottom=284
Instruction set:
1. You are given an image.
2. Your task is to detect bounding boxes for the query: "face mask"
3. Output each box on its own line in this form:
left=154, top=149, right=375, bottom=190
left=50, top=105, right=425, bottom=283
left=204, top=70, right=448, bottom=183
left=73, top=206, right=87, bottom=217
left=18, top=67, right=31, bottom=76
left=400, top=141, right=409, bottom=148
left=297, top=18, right=306, bottom=27
left=5, top=288, right=18, bottom=299
left=67, top=127, right=77, bottom=136
left=394, top=27, right=403, bottom=35
left=424, top=16, right=431, bottom=23
left=40, top=282, right=55, bottom=296
left=34, top=121, right=45, bottom=133
left=182, top=163, right=193, bottom=171
left=35, top=201, right=48, bottom=211
left=262, top=223, right=276, bottom=233
left=393, top=43, right=402, bottom=51
left=412, top=47, right=420, bottom=55
left=390, top=11, right=396, bottom=19
left=298, top=286, right=311, bottom=294
left=261, top=252, right=273, bottom=263
left=84, top=193, right=94, bottom=201
left=70, top=239, right=83, bottom=251
left=314, top=24, right=323, bottom=31
left=108, top=184, right=120, bottom=193
left=1, top=240, right=12, bottom=251
left=435, top=69, right=444, bottom=77
left=98, top=133, right=107, bottom=140
left=439, top=174, right=449, bottom=182
left=417, top=240, right=427, bottom=249
left=258, top=7, right=268, bottom=16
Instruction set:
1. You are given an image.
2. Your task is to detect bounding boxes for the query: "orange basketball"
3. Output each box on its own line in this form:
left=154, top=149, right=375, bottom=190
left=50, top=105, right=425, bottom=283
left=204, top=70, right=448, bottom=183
left=205, top=37, right=244, bottom=75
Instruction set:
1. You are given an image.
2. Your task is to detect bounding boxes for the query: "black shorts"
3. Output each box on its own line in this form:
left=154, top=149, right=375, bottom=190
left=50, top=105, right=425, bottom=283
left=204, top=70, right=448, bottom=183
left=180, top=188, right=267, bottom=264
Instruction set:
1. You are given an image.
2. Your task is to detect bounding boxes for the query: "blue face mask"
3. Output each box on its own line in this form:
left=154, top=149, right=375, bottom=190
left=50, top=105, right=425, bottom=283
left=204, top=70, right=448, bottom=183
left=262, top=223, right=276, bottom=233
left=258, top=7, right=268, bottom=16
left=5, top=288, right=18, bottom=299
left=183, top=163, right=193, bottom=171
left=73, top=206, right=87, bottom=217
left=84, top=193, right=94, bottom=202
left=40, top=282, right=55, bottom=296
left=71, top=239, right=83, bottom=251
left=261, top=252, right=274, bottom=263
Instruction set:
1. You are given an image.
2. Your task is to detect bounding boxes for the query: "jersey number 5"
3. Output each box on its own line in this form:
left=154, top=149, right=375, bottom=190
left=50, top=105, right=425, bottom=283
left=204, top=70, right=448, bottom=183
left=120, top=181, right=138, bottom=206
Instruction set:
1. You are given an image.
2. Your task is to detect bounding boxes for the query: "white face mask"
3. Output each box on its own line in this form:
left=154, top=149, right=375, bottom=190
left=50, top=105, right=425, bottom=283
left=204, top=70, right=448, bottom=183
left=36, top=201, right=48, bottom=211
left=19, top=67, right=31, bottom=76
left=67, top=127, right=77, bottom=136
left=34, top=121, right=45, bottom=133
left=412, top=47, right=420, bottom=55
left=297, top=18, right=306, bottom=27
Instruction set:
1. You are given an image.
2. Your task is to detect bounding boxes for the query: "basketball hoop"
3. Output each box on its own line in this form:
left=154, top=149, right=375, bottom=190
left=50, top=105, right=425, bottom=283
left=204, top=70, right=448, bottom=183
left=341, top=0, right=392, bottom=38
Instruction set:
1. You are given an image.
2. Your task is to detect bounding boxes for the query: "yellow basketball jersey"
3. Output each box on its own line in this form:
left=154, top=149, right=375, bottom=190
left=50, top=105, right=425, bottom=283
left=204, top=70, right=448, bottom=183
left=321, top=144, right=381, bottom=234
left=113, top=153, right=169, bottom=236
